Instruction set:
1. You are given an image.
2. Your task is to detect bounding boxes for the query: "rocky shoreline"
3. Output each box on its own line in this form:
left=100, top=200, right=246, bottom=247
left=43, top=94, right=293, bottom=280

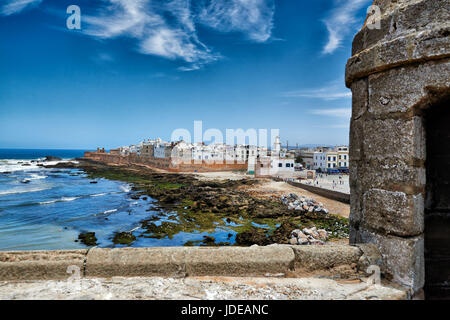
left=46, top=159, right=349, bottom=247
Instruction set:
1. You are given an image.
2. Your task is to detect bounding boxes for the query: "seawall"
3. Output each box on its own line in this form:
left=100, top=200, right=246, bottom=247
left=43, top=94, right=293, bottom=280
left=0, top=245, right=372, bottom=280
left=83, top=152, right=248, bottom=173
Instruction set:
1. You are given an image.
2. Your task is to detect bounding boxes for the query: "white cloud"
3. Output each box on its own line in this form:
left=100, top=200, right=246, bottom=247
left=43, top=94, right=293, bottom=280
left=311, top=108, right=351, bottom=118
left=322, top=0, right=371, bottom=54
left=83, top=0, right=275, bottom=70
left=0, top=0, right=42, bottom=16
left=197, top=0, right=275, bottom=42
left=281, top=81, right=351, bottom=101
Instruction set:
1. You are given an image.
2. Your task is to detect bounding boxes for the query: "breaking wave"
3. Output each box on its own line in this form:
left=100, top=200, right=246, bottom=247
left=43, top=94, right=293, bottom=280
left=39, top=197, right=79, bottom=205
left=0, top=187, right=51, bottom=196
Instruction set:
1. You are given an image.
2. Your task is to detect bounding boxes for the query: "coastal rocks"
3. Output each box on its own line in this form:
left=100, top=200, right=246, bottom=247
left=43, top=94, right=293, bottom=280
left=235, top=222, right=298, bottom=246
left=78, top=232, right=98, bottom=246
left=184, top=235, right=231, bottom=247
left=44, top=156, right=62, bottom=162
left=112, top=232, right=136, bottom=245
left=235, top=228, right=269, bottom=246
left=290, top=227, right=329, bottom=246
left=270, top=222, right=298, bottom=244
left=281, top=194, right=329, bottom=215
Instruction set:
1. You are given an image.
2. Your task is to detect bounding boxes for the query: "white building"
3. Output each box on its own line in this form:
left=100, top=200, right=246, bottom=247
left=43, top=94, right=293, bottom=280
left=313, top=146, right=349, bottom=172
left=153, top=138, right=166, bottom=159
left=254, top=136, right=297, bottom=177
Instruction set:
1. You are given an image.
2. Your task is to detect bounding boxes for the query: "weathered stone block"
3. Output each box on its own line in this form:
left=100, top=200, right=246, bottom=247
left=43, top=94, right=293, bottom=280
left=363, top=117, right=425, bottom=161
left=358, top=228, right=425, bottom=292
left=290, top=245, right=362, bottom=271
left=367, top=60, right=450, bottom=116
left=85, top=247, right=187, bottom=278
left=0, top=250, right=87, bottom=281
left=351, top=78, right=368, bottom=120
left=350, top=0, right=450, bottom=58
left=349, top=160, right=363, bottom=227
left=412, top=26, right=450, bottom=60
left=355, top=243, right=383, bottom=273
left=359, top=158, right=426, bottom=193
left=349, top=118, right=364, bottom=161
left=362, top=188, right=424, bottom=236
left=395, top=0, right=450, bottom=33
left=184, top=246, right=295, bottom=276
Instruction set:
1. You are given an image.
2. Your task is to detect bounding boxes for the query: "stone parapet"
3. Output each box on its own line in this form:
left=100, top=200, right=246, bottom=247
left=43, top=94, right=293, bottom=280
left=0, top=250, right=87, bottom=281
left=0, top=245, right=378, bottom=281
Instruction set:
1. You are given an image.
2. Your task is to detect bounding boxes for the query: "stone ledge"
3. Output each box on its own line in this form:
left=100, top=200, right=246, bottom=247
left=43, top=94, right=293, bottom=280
left=0, top=250, right=87, bottom=281
left=290, top=245, right=362, bottom=271
left=0, top=245, right=374, bottom=281
left=85, top=246, right=296, bottom=278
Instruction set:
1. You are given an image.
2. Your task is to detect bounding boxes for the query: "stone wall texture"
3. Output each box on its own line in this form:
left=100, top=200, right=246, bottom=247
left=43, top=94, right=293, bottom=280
left=83, top=152, right=248, bottom=173
left=346, top=0, right=450, bottom=296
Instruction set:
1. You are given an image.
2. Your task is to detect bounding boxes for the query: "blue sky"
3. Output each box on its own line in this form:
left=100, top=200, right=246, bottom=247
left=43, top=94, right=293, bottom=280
left=0, top=0, right=372, bottom=149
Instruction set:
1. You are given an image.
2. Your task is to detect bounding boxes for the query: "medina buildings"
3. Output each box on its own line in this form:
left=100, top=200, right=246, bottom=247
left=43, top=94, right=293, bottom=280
left=313, top=146, right=349, bottom=173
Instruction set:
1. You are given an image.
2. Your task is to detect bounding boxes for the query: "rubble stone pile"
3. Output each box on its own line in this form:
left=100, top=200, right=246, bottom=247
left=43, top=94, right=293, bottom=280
left=281, top=193, right=329, bottom=214
left=290, top=227, right=328, bottom=246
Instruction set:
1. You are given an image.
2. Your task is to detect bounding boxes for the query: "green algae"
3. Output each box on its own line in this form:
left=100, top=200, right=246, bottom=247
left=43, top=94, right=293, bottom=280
left=112, top=232, right=137, bottom=245
left=184, top=236, right=231, bottom=247
left=79, top=163, right=349, bottom=244
left=78, top=232, right=98, bottom=246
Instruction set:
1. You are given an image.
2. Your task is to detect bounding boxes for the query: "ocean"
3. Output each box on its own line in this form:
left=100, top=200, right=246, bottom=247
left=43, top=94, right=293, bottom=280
left=0, top=149, right=227, bottom=251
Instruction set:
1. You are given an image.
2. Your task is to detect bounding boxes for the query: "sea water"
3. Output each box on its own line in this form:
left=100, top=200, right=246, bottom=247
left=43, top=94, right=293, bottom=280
left=0, top=149, right=234, bottom=250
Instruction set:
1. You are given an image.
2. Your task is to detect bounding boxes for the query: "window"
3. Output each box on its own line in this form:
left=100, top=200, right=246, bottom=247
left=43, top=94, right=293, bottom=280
left=278, top=163, right=282, bottom=168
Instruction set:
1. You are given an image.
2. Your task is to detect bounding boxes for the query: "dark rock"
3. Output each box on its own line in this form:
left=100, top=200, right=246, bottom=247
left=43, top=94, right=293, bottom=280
left=235, top=228, right=268, bottom=246
left=112, top=232, right=136, bottom=245
left=90, top=181, right=98, bottom=184
left=44, top=156, right=62, bottom=162
left=78, top=232, right=98, bottom=246
left=269, top=222, right=298, bottom=244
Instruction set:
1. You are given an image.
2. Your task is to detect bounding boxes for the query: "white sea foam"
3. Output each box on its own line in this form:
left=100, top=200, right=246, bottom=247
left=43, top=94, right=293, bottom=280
left=61, top=197, right=78, bottom=202
left=0, top=159, right=77, bottom=173
left=90, top=193, right=108, bottom=197
left=103, top=209, right=118, bottom=214
left=39, top=200, right=58, bottom=205
left=0, top=187, right=51, bottom=196
left=120, top=184, right=131, bottom=193
left=38, top=196, right=79, bottom=205
left=129, top=225, right=141, bottom=232
left=29, top=174, right=48, bottom=180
